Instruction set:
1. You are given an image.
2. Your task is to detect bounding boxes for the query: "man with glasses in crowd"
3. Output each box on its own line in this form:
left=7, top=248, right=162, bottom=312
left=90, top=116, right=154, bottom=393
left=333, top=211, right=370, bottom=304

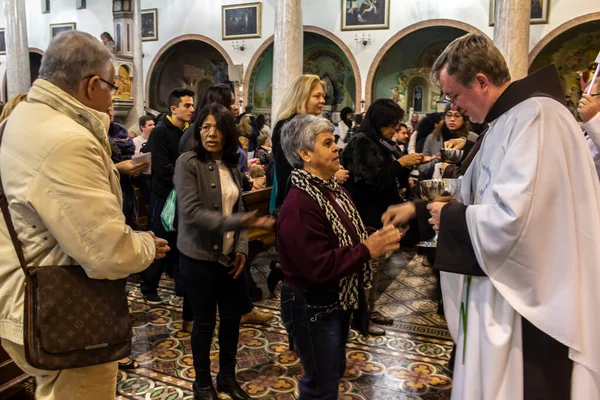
left=0, top=31, right=168, bottom=399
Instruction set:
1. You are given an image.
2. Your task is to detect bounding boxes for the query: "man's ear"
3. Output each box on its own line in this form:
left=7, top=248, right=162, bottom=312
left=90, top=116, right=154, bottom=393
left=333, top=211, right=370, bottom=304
left=475, top=73, right=490, bottom=91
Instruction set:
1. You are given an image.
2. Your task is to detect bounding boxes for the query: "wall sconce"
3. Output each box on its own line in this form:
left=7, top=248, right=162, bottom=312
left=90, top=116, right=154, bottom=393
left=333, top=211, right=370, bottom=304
left=232, top=40, right=246, bottom=51
left=360, top=99, right=366, bottom=111
left=239, top=97, right=243, bottom=109
left=355, top=34, right=371, bottom=47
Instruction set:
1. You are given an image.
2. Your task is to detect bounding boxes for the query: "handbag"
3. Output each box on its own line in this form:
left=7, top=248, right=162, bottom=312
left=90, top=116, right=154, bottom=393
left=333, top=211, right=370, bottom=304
left=160, top=188, right=177, bottom=232
left=0, top=122, right=132, bottom=370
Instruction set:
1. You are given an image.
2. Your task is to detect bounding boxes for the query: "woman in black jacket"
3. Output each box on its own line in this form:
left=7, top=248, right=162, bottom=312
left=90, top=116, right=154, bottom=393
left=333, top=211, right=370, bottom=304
left=341, top=98, right=423, bottom=335
left=174, top=104, right=272, bottom=400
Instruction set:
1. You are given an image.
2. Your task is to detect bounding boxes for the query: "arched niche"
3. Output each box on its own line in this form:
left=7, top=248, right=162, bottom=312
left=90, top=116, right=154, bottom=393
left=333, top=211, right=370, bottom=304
left=528, top=15, right=600, bottom=115
left=145, top=34, right=234, bottom=112
left=2, top=48, right=44, bottom=103
left=116, top=64, right=132, bottom=100
left=366, top=20, right=485, bottom=109
left=244, top=26, right=362, bottom=117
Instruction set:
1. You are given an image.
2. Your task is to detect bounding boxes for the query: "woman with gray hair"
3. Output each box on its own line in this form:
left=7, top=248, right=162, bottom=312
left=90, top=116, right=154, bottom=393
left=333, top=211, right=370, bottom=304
left=276, top=114, right=402, bottom=399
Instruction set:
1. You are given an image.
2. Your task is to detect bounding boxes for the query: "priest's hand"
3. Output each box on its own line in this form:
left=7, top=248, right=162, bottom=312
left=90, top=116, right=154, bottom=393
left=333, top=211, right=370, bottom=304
left=381, top=202, right=416, bottom=227
left=578, top=94, right=600, bottom=123
left=427, top=202, right=447, bottom=230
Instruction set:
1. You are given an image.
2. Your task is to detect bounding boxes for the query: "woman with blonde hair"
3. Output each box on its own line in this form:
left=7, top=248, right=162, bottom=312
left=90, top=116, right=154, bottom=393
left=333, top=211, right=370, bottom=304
left=272, top=74, right=349, bottom=208
left=0, top=94, right=28, bottom=123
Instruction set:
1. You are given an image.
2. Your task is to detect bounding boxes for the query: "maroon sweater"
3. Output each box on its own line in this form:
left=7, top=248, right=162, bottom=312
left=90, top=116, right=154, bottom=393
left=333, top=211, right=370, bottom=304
left=276, top=186, right=372, bottom=292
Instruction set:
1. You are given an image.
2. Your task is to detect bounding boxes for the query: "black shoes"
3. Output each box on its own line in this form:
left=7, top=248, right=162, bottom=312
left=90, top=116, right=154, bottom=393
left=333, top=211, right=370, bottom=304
left=216, top=375, right=250, bottom=400
left=267, top=261, right=284, bottom=293
left=143, top=292, right=163, bottom=304
left=192, top=382, right=218, bottom=400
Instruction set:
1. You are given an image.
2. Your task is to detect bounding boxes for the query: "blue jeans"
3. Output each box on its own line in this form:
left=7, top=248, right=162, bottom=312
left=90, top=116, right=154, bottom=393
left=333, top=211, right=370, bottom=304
left=280, top=284, right=351, bottom=400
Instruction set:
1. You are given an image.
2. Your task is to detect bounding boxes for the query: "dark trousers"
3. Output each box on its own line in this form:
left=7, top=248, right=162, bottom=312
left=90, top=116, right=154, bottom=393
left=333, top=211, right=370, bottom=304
left=180, top=259, right=253, bottom=323
left=180, top=254, right=243, bottom=386
left=280, top=284, right=351, bottom=400
left=141, top=194, right=178, bottom=295
left=522, top=317, right=572, bottom=400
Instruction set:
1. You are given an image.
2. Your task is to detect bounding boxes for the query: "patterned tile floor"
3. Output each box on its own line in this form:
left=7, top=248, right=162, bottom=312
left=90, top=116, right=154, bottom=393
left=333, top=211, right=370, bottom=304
left=116, top=247, right=454, bottom=400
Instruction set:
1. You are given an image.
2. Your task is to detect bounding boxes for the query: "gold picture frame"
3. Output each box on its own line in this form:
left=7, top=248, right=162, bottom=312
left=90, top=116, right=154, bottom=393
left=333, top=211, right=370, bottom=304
left=141, top=8, right=158, bottom=42
left=341, top=0, right=390, bottom=31
left=50, top=23, right=76, bottom=38
left=222, top=2, right=262, bottom=40
left=489, top=0, right=549, bottom=25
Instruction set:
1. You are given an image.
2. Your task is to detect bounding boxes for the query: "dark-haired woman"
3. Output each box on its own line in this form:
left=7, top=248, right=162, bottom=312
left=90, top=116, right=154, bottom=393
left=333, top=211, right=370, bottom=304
left=336, top=106, right=354, bottom=149
left=419, top=107, right=477, bottom=180
left=180, top=83, right=236, bottom=154
left=174, top=104, right=273, bottom=400
left=341, top=98, right=426, bottom=335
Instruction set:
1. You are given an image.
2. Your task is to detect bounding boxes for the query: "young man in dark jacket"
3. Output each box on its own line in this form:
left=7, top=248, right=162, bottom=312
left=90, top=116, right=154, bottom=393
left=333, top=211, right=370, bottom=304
left=140, top=88, right=195, bottom=303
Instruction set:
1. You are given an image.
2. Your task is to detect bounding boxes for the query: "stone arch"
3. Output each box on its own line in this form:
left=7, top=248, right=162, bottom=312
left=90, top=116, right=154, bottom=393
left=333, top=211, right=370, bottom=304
left=242, top=25, right=362, bottom=111
left=145, top=34, right=235, bottom=110
left=2, top=47, right=45, bottom=103
left=365, top=19, right=486, bottom=106
left=528, top=12, right=600, bottom=66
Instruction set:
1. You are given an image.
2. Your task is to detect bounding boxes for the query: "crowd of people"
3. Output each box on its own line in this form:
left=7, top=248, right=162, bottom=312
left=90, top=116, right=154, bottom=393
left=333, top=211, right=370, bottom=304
left=0, top=29, right=599, bottom=400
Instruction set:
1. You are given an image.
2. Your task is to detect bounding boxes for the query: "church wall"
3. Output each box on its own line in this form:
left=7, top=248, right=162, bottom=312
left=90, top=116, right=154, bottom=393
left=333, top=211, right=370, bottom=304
left=0, top=0, right=597, bottom=105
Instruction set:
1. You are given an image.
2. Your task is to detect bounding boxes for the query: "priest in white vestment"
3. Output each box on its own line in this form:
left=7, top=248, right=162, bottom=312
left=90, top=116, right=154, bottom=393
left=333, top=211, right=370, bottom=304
left=382, top=33, right=600, bottom=400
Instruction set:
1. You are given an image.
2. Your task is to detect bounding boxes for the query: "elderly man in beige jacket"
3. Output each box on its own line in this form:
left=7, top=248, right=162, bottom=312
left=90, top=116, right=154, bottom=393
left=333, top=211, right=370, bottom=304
left=0, top=31, right=169, bottom=399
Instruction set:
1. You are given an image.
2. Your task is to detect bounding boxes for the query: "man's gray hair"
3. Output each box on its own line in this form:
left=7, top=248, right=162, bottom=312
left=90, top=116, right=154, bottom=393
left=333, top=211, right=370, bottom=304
left=39, top=31, right=115, bottom=93
left=281, top=114, right=335, bottom=168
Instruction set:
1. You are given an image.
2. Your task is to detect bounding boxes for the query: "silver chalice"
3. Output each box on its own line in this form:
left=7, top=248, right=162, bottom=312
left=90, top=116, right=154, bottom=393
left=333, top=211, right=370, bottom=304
left=417, top=179, right=462, bottom=248
left=439, top=148, right=464, bottom=164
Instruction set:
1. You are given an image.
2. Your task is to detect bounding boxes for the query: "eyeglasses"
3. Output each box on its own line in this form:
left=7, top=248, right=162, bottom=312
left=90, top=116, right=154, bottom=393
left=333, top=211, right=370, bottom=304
left=82, top=75, right=118, bottom=95
left=443, top=93, right=459, bottom=103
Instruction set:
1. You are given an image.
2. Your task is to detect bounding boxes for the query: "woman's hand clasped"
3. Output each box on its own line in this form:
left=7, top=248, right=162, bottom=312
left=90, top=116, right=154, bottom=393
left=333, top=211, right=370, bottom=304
left=229, top=252, right=247, bottom=279
left=364, top=225, right=402, bottom=259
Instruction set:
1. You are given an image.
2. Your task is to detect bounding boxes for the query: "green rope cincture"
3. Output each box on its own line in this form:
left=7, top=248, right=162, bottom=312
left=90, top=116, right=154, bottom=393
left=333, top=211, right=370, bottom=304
left=460, top=275, right=473, bottom=364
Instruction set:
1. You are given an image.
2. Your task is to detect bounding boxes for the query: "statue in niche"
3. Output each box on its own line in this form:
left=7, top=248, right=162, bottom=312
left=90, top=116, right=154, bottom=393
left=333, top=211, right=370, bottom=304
left=392, top=74, right=408, bottom=110
left=321, top=74, right=336, bottom=106
left=117, top=65, right=131, bottom=100
left=414, top=86, right=423, bottom=112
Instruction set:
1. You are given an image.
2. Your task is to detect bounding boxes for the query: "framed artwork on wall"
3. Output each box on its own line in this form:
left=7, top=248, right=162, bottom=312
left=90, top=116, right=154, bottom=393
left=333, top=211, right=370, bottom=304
left=222, top=2, right=262, bottom=40
left=342, top=0, right=390, bottom=31
left=50, top=23, right=76, bottom=38
left=489, top=0, right=549, bottom=25
left=141, top=9, right=158, bottom=41
left=0, top=30, right=5, bottom=55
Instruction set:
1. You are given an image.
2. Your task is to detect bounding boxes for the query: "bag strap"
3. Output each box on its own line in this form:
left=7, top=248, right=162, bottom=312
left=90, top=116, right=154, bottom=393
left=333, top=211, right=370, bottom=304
left=0, top=121, right=29, bottom=276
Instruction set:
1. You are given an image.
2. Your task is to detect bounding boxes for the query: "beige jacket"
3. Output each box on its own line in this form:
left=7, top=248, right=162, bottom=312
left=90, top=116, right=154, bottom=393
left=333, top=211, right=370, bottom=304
left=0, top=79, right=156, bottom=345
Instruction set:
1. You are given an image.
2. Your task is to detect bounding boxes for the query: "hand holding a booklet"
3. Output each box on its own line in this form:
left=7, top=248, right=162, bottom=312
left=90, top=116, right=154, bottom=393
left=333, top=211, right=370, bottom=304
left=116, top=159, right=149, bottom=177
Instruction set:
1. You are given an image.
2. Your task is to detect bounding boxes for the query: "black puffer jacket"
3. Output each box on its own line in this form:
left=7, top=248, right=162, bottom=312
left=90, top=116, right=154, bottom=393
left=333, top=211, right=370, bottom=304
left=341, top=133, right=410, bottom=229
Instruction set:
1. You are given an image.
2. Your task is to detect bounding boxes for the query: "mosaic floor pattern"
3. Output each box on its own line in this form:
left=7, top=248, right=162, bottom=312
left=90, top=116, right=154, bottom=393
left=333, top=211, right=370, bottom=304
left=117, top=248, right=454, bottom=400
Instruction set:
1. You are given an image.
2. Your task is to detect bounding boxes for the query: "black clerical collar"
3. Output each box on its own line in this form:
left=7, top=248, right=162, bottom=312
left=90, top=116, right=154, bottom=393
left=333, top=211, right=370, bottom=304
left=485, top=65, right=566, bottom=124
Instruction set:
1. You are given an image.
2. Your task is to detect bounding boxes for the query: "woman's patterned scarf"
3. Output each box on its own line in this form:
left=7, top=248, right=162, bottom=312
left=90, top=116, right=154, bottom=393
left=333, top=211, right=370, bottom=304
left=291, top=168, right=373, bottom=310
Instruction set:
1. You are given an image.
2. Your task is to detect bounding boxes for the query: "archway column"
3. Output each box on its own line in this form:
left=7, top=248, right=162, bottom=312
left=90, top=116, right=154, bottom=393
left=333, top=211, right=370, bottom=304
left=125, top=0, right=145, bottom=129
left=4, top=0, right=31, bottom=99
left=493, top=0, right=531, bottom=80
left=271, top=0, right=303, bottom=120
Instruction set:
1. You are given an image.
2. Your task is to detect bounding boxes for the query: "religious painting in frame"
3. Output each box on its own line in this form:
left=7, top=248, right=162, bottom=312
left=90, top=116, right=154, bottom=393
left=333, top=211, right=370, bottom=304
left=342, top=0, right=390, bottom=31
left=141, top=8, right=158, bottom=42
left=222, top=2, right=262, bottom=40
left=50, top=23, right=76, bottom=38
left=0, top=30, right=5, bottom=55
left=489, top=0, right=549, bottom=25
